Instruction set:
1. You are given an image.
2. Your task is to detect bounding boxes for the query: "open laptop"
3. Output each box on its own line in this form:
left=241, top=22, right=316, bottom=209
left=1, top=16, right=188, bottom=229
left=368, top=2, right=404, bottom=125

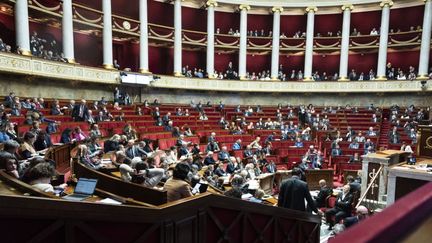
left=63, top=178, right=98, bottom=201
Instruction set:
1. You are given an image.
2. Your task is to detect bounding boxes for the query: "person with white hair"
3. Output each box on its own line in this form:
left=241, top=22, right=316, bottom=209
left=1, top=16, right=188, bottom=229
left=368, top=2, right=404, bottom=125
left=343, top=205, right=369, bottom=228
left=204, top=151, right=216, bottom=165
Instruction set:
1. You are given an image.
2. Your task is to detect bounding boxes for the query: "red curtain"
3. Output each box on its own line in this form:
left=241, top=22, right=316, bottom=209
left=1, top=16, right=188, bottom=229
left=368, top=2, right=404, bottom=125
left=280, top=15, right=307, bottom=37
left=247, top=14, right=273, bottom=34
left=182, top=6, right=207, bottom=31
left=314, top=13, right=342, bottom=35
left=0, top=13, right=15, bottom=46
left=215, top=11, right=240, bottom=33
left=214, top=52, right=238, bottom=73
left=279, top=54, right=304, bottom=74
left=148, top=0, right=174, bottom=27
left=390, top=6, right=424, bottom=31
left=246, top=54, right=271, bottom=73
left=387, top=50, right=420, bottom=72
left=182, top=49, right=206, bottom=71
left=149, top=46, right=173, bottom=74
left=348, top=52, right=378, bottom=74
left=74, top=32, right=103, bottom=67
left=351, top=10, right=381, bottom=35
left=313, top=54, right=340, bottom=75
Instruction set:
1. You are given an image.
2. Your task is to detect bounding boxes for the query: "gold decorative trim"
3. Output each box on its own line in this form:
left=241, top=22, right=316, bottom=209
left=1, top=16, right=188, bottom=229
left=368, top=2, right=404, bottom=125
left=303, top=76, right=313, bottom=81
left=139, top=68, right=152, bottom=74
left=67, top=58, right=76, bottom=64
left=341, top=4, right=354, bottom=11
left=305, top=6, right=318, bottom=13
left=239, top=75, right=248, bottom=80
left=239, top=4, right=251, bottom=11
left=271, top=6, right=284, bottom=13
left=174, top=71, right=184, bottom=77
left=417, top=74, right=429, bottom=80
left=375, top=75, right=387, bottom=81
left=338, top=77, right=349, bottom=81
left=20, top=49, right=32, bottom=56
left=380, top=0, right=394, bottom=8
left=271, top=76, right=279, bottom=81
left=103, top=64, right=115, bottom=70
left=206, top=0, right=218, bottom=7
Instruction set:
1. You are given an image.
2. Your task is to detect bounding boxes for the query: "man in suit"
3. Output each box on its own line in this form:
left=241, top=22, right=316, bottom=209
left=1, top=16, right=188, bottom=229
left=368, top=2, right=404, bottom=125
left=388, top=126, right=400, bottom=144
left=278, top=168, right=322, bottom=215
left=314, top=179, right=333, bottom=208
left=325, top=184, right=353, bottom=229
left=72, top=99, right=88, bottom=122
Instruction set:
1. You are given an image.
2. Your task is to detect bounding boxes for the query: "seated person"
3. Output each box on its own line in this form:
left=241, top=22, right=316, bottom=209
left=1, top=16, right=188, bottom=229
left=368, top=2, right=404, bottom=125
left=214, top=163, right=226, bottom=177
left=218, top=146, right=231, bottom=162
left=134, top=161, right=165, bottom=188
left=72, top=126, right=87, bottom=142
left=163, top=162, right=193, bottom=202
left=294, top=137, right=304, bottom=147
left=314, top=179, right=333, bottom=208
left=19, top=132, right=37, bottom=159
left=325, top=185, right=353, bottom=230
left=117, top=151, right=135, bottom=182
left=232, top=139, right=242, bottom=150
left=27, top=162, right=57, bottom=193
left=343, top=205, right=369, bottom=228
left=104, top=134, right=121, bottom=153
left=366, top=127, right=377, bottom=137
left=331, top=144, right=343, bottom=156
left=77, top=144, right=103, bottom=170
left=206, top=141, right=220, bottom=152
left=34, top=130, right=53, bottom=152
left=204, top=151, right=216, bottom=166
left=0, top=152, right=19, bottom=178
left=348, top=141, right=360, bottom=149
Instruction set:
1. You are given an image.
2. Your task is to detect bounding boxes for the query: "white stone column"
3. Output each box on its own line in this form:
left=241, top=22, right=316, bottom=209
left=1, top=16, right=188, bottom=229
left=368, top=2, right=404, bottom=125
left=206, top=0, right=217, bottom=78
left=139, top=0, right=150, bottom=73
left=270, top=7, right=283, bottom=80
left=303, top=6, right=317, bottom=81
left=238, top=4, right=250, bottom=80
left=173, top=0, right=183, bottom=76
left=62, top=0, right=75, bottom=63
left=338, top=4, right=353, bottom=81
left=376, top=0, right=393, bottom=80
left=418, top=0, right=432, bottom=79
left=15, top=0, right=31, bottom=55
left=102, top=0, right=114, bottom=69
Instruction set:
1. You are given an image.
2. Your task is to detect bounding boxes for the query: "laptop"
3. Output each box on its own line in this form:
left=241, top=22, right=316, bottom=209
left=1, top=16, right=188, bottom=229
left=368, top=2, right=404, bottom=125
left=63, top=178, right=98, bottom=201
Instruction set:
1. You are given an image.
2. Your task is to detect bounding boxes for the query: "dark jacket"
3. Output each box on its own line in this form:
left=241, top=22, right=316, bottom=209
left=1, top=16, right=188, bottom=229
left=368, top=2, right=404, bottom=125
left=335, top=192, right=353, bottom=213
left=278, top=176, right=317, bottom=213
left=315, top=186, right=333, bottom=208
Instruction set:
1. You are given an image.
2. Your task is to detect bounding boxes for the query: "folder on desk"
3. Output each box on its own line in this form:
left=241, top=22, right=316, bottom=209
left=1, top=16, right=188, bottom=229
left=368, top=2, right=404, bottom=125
left=63, top=178, right=98, bottom=201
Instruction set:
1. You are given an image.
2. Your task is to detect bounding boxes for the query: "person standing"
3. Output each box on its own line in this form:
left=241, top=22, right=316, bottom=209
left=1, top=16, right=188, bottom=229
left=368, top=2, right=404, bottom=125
left=278, top=168, right=322, bottom=215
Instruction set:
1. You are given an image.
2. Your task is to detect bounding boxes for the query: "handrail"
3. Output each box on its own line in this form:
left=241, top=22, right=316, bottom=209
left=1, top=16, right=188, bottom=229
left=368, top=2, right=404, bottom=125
left=356, top=164, right=384, bottom=208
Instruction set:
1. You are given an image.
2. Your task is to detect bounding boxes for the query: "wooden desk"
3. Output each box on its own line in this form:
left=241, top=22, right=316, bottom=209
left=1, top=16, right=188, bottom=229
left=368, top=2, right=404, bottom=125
left=387, top=159, right=432, bottom=205
left=305, top=169, right=334, bottom=190
left=257, top=173, right=275, bottom=195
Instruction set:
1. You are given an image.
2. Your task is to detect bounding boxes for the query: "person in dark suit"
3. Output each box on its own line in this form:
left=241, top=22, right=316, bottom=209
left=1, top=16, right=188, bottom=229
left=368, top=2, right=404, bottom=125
left=325, top=184, right=353, bottom=229
left=265, top=160, right=277, bottom=173
left=71, top=99, right=88, bottom=122
left=314, top=179, right=333, bottom=208
left=278, top=168, right=322, bottom=215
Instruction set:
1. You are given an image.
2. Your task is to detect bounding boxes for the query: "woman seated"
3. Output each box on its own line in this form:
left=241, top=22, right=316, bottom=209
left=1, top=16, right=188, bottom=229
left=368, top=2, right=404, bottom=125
left=19, top=132, right=37, bottom=159
left=123, top=124, right=137, bottom=141
left=87, top=136, right=102, bottom=157
left=0, top=153, right=19, bottom=178
left=104, top=134, right=121, bottom=153
left=77, top=144, right=103, bottom=169
left=163, top=162, right=193, bottom=202
left=60, top=128, right=73, bottom=144
left=34, top=130, right=53, bottom=151
left=27, top=162, right=56, bottom=193
left=72, top=126, right=87, bottom=142
left=113, top=102, right=122, bottom=111
left=89, top=123, right=102, bottom=138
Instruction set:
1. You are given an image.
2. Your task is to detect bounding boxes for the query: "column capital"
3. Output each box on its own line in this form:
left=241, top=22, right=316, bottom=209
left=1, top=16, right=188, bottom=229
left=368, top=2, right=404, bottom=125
left=239, top=4, right=250, bottom=11
left=341, top=4, right=354, bottom=11
left=305, top=6, right=318, bottom=13
left=271, top=6, right=284, bottom=13
left=380, top=0, right=393, bottom=8
left=424, top=0, right=431, bottom=3
left=206, top=0, right=218, bottom=7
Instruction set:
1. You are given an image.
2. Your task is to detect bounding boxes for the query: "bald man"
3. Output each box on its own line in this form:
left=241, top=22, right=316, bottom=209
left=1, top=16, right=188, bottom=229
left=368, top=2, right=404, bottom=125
left=314, top=179, right=333, bottom=208
left=343, top=205, right=369, bottom=228
left=325, top=184, right=353, bottom=230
